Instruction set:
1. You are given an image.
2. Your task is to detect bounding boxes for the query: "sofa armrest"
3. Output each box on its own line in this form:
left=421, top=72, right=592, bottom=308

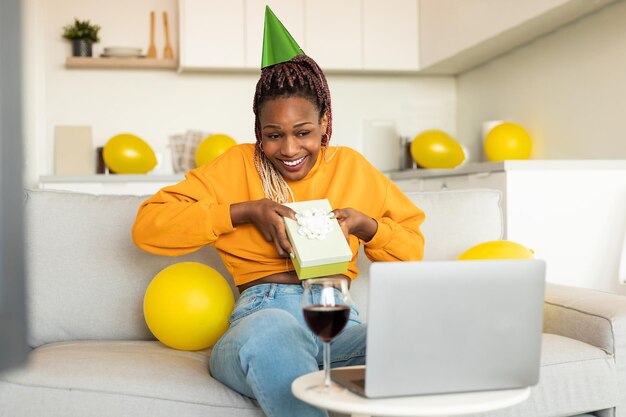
left=544, top=282, right=626, bottom=404
left=543, top=283, right=626, bottom=355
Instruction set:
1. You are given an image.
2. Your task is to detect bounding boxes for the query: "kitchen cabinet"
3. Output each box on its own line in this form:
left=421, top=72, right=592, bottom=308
left=179, top=0, right=420, bottom=73
left=305, top=0, right=363, bottom=71
left=363, top=0, right=419, bottom=71
left=418, top=0, right=618, bottom=74
left=179, top=0, right=245, bottom=70
left=391, top=161, right=626, bottom=296
left=86, top=0, right=617, bottom=74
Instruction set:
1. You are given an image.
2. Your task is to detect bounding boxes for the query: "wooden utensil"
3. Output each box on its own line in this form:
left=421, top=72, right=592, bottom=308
left=163, top=11, right=174, bottom=59
left=147, top=11, right=157, bottom=58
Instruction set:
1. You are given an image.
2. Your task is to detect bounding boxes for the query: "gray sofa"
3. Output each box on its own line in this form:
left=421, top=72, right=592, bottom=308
left=0, top=188, right=624, bottom=417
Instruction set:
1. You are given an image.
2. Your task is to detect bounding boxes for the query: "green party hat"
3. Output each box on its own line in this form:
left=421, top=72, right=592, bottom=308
left=261, top=6, right=304, bottom=68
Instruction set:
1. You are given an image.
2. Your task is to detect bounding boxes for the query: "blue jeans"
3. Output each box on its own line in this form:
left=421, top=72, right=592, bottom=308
left=209, top=283, right=366, bottom=417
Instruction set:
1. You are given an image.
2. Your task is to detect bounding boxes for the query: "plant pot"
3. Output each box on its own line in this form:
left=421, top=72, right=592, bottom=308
left=72, top=39, right=93, bottom=57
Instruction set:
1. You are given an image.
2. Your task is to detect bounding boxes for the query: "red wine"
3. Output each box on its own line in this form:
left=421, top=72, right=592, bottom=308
left=303, top=305, right=350, bottom=343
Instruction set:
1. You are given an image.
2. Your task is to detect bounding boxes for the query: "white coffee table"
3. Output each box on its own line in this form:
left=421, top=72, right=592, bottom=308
left=292, top=366, right=531, bottom=417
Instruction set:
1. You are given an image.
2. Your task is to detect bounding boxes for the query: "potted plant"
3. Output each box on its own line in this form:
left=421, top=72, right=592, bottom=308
left=62, top=18, right=101, bottom=57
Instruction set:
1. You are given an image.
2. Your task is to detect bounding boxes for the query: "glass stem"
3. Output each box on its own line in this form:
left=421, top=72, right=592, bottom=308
left=323, top=341, right=331, bottom=388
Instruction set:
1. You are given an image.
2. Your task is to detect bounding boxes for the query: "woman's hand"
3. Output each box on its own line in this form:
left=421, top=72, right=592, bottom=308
left=230, top=199, right=297, bottom=258
left=332, top=208, right=378, bottom=242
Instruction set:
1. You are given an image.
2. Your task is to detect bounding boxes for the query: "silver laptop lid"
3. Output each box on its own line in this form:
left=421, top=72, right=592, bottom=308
left=365, top=259, right=545, bottom=398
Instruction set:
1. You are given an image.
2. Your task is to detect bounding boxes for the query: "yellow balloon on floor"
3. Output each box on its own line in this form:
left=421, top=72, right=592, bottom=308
left=195, top=133, right=237, bottom=167
left=458, top=240, right=534, bottom=260
left=143, top=262, right=235, bottom=351
left=103, top=133, right=157, bottom=174
left=410, top=130, right=466, bottom=169
left=484, top=122, right=532, bottom=162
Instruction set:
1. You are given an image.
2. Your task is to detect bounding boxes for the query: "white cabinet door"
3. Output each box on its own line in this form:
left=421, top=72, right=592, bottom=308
left=178, top=0, right=421, bottom=72
left=503, top=168, right=626, bottom=296
left=179, top=0, right=245, bottom=69
left=245, top=0, right=305, bottom=69
left=304, top=0, right=362, bottom=71
left=363, top=0, right=419, bottom=71
left=418, top=0, right=613, bottom=73
left=393, top=162, right=626, bottom=295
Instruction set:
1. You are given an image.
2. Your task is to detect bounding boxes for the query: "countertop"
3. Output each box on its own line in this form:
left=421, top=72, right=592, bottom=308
left=39, top=160, right=626, bottom=183
left=39, top=174, right=185, bottom=183
left=387, top=160, right=626, bottom=180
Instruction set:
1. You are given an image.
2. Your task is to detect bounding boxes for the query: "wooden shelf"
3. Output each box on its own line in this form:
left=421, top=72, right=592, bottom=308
left=65, top=57, right=178, bottom=70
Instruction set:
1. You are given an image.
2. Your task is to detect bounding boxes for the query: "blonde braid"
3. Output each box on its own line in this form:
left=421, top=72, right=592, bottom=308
left=254, top=145, right=294, bottom=204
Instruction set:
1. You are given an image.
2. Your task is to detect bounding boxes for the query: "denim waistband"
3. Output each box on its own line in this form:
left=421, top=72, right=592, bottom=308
left=239, top=283, right=304, bottom=299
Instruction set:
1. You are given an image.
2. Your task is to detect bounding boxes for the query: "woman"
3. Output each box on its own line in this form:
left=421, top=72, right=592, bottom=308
left=132, top=53, right=424, bottom=417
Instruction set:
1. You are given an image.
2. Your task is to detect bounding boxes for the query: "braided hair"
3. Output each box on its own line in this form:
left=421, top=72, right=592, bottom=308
left=252, top=54, right=332, bottom=203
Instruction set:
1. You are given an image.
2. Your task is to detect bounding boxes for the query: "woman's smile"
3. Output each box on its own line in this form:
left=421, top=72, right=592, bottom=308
left=281, top=155, right=307, bottom=169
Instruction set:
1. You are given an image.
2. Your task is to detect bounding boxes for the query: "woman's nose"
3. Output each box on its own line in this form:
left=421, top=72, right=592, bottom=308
left=281, top=135, right=299, bottom=156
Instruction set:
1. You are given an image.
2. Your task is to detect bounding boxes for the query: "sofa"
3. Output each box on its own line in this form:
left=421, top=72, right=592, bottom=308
left=0, top=187, right=624, bottom=417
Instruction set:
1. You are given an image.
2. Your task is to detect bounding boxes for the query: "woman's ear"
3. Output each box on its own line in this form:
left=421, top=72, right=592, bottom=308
left=320, top=112, right=329, bottom=136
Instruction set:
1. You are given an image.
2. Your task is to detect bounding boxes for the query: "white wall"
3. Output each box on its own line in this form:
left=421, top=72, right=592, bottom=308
left=457, top=0, right=626, bottom=162
left=23, top=0, right=456, bottom=187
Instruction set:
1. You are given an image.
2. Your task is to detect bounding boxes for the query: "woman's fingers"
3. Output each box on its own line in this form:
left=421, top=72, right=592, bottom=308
left=269, top=223, right=293, bottom=257
left=277, top=227, right=294, bottom=256
left=276, top=205, right=297, bottom=221
left=337, top=219, right=350, bottom=242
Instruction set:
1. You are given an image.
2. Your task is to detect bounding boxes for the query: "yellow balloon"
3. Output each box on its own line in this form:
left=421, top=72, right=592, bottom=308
left=458, top=240, right=534, bottom=260
left=143, top=262, right=234, bottom=351
left=103, top=133, right=157, bottom=174
left=410, top=130, right=465, bottom=169
left=195, top=134, right=237, bottom=167
left=484, top=122, right=532, bottom=162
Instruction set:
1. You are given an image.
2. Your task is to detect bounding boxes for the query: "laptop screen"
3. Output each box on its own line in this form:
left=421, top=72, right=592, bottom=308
left=334, top=260, right=545, bottom=398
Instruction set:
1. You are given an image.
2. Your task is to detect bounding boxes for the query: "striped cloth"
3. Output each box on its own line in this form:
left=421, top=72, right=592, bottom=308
left=168, top=130, right=208, bottom=173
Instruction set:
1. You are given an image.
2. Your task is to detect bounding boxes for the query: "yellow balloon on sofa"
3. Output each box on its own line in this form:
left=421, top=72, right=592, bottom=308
left=103, top=133, right=157, bottom=174
left=458, top=240, right=534, bottom=260
left=484, top=122, right=532, bottom=162
left=410, top=130, right=466, bottom=169
left=195, top=134, right=237, bottom=167
left=143, top=262, right=234, bottom=351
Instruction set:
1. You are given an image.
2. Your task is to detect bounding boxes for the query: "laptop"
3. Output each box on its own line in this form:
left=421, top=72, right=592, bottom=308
left=331, top=259, right=546, bottom=398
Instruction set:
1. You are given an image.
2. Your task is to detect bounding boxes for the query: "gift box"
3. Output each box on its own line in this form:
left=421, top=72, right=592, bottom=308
left=283, top=199, right=353, bottom=280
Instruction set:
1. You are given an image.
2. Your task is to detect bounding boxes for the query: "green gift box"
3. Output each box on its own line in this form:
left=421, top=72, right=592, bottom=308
left=283, top=199, right=352, bottom=280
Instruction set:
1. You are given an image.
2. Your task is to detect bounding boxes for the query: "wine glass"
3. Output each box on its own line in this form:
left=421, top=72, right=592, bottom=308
left=302, top=277, right=351, bottom=393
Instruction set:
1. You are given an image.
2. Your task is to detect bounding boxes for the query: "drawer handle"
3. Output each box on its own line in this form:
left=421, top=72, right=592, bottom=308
left=441, top=182, right=448, bottom=190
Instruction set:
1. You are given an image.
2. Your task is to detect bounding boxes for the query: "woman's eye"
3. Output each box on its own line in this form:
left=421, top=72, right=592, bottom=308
left=297, top=131, right=310, bottom=137
left=267, top=133, right=281, bottom=140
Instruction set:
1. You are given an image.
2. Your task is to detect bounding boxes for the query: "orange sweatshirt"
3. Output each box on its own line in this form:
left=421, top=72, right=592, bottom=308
left=132, top=144, right=425, bottom=286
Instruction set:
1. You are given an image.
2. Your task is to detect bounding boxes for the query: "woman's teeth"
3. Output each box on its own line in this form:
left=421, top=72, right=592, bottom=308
left=283, top=156, right=305, bottom=167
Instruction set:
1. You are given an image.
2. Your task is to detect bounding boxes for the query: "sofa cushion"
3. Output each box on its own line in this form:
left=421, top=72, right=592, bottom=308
left=406, top=189, right=504, bottom=261
left=24, top=188, right=502, bottom=345
left=24, top=189, right=235, bottom=348
left=0, top=340, right=262, bottom=417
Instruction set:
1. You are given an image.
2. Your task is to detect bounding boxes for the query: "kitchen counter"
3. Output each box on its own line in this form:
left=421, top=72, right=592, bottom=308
left=387, top=160, right=626, bottom=180
left=38, top=174, right=185, bottom=195
left=38, top=160, right=626, bottom=195
left=40, top=174, right=185, bottom=183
